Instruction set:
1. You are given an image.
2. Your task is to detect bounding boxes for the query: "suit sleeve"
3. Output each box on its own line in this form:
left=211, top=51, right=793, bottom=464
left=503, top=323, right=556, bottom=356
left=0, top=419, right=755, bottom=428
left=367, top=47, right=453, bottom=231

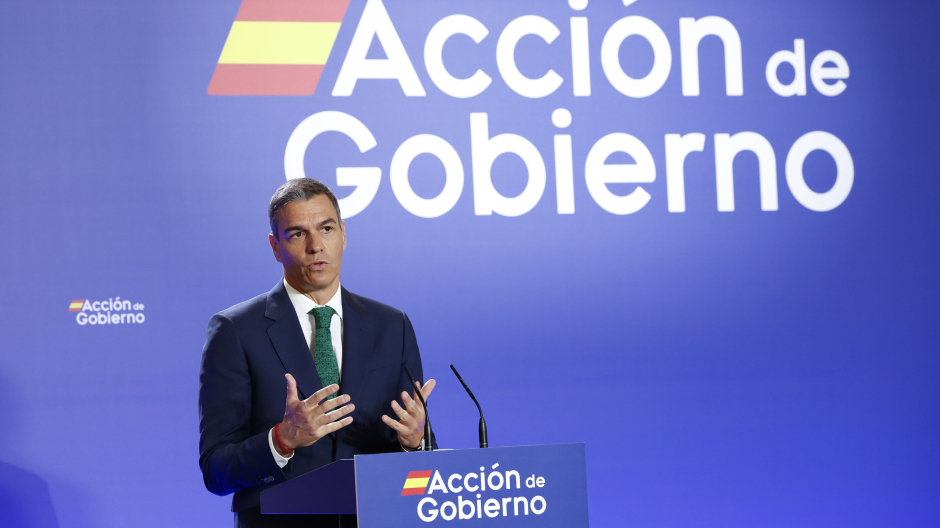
left=198, top=314, right=289, bottom=496
left=399, top=312, right=438, bottom=450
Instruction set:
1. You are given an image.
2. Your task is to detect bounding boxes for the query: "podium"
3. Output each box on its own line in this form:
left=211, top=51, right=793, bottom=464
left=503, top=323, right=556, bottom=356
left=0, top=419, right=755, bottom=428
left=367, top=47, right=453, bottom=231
left=261, top=443, right=589, bottom=528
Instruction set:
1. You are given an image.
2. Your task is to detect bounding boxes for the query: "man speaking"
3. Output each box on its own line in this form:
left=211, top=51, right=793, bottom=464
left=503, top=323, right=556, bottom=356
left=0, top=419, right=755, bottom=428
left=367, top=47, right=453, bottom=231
left=199, top=179, right=436, bottom=528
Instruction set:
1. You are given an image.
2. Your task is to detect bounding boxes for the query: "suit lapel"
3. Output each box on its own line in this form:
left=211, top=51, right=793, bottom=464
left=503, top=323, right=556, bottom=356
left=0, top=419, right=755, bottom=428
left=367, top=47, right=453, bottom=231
left=339, top=287, right=375, bottom=401
left=265, top=280, right=322, bottom=400
left=336, top=288, right=374, bottom=445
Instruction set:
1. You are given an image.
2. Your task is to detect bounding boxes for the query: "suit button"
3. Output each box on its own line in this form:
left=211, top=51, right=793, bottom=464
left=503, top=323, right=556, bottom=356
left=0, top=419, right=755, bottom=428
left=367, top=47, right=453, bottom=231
left=263, top=476, right=274, bottom=484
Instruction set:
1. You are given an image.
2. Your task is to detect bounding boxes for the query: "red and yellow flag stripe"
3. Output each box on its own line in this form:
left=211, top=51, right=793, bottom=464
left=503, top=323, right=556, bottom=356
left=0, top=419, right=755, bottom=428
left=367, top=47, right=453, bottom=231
left=207, top=0, right=351, bottom=96
left=401, top=470, right=432, bottom=496
left=68, top=299, right=85, bottom=312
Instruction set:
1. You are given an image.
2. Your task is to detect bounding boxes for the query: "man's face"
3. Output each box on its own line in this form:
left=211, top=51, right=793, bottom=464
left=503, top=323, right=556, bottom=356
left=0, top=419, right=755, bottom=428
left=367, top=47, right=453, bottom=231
left=269, top=194, right=346, bottom=297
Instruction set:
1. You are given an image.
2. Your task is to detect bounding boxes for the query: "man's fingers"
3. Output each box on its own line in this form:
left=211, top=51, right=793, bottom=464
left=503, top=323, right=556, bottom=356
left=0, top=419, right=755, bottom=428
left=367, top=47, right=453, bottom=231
left=420, top=379, right=437, bottom=400
left=390, top=399, right=413, bottom=424
left=382, top=414, right=408, bottom=433
left=404, top=391, right=425, bottom=420
left=308, top=384, right=340, bottom=404
left=402, top=390, right=418, bottom=412
left=320, top=394, right=351, bottom=413
left=324, top=416, right=353, bottom=434
left=323, top=403, right=355, bottom=422
left=285, top=373, right=299, bottom=404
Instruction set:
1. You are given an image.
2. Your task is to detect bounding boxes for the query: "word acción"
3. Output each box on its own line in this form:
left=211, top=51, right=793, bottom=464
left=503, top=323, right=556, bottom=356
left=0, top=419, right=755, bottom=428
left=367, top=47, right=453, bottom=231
left=332, top=0, right=849, bottom=100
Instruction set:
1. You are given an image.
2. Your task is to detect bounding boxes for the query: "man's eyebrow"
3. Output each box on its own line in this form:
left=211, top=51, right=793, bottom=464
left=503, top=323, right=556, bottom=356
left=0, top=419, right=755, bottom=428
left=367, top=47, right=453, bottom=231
left=282, top=225, right=306, bottom=235
left=318, top=218, right=337, bottom=227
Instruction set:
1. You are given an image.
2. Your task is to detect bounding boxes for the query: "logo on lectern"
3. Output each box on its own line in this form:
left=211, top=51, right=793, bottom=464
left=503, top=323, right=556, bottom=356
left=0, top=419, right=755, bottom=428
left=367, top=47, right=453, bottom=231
left=405, top=464, right=548, bottom=522
left=401, top=470, right=432, bottom=496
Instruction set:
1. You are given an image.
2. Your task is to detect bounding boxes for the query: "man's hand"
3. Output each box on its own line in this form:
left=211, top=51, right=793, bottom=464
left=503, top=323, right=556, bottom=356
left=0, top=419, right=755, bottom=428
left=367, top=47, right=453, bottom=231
left=274, top=373, right=355, bottom=455
left=382, top=379, right=436, bottom=449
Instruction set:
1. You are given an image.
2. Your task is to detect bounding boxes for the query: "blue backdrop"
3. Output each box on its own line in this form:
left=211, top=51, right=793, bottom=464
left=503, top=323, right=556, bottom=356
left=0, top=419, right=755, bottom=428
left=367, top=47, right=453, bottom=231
left=0, top=0, right=938, bottom=527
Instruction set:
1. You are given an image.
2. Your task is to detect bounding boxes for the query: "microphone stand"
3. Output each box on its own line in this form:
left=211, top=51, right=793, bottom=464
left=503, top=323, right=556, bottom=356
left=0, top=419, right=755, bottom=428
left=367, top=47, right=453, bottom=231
left=403, top=366, right=433, bottom=451
left=450, top=364, right=487, bottom=448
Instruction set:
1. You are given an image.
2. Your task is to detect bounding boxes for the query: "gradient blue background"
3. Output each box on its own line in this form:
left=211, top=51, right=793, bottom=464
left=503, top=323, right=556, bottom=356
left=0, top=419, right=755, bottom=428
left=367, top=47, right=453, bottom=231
left=0, top=0, right=938, bottom=527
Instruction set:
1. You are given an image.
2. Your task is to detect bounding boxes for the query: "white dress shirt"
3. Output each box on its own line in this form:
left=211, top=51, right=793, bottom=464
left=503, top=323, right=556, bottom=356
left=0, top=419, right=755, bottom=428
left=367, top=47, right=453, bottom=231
left=268, top=279, right=344, bottom=467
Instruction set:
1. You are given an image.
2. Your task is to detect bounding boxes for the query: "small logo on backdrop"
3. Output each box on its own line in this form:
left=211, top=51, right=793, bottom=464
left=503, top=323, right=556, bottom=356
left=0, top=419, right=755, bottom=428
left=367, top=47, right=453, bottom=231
left=69, top=297, right=146, bottom=326
left=207, top=0, right=352, bottom=96
left=401, top=470, right=432, bottom=496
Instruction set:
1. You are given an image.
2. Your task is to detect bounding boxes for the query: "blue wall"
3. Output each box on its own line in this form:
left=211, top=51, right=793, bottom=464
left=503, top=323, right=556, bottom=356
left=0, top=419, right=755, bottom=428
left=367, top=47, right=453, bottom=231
left=0, top=0, right=938, bottom=526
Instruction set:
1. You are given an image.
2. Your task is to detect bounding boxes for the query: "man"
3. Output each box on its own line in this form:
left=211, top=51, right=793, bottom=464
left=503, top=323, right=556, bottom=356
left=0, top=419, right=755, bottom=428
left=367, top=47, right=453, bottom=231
left=199, top=179, right=436, bottom=528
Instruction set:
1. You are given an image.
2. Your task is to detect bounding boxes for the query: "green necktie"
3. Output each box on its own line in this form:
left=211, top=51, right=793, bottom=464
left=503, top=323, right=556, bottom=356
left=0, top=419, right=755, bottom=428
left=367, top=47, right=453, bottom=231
left=309, top=306, right=340, bottom=399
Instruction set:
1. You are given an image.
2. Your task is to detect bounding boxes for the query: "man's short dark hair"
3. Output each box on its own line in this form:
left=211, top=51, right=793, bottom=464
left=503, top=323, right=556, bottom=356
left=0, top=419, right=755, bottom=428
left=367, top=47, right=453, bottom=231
left=268, top=178, right=342, bottom=239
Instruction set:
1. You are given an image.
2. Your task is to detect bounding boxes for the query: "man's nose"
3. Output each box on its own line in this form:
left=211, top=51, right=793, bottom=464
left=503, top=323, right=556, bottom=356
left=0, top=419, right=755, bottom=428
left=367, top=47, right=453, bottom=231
left=306, top=233, right=322, bottom=253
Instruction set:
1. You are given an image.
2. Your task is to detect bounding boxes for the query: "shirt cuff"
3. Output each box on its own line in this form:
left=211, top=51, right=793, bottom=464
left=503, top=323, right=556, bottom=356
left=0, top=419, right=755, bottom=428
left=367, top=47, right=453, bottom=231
left=269, top=427, right=293, bottom=468
left=401, top=437, right=426, bottom=452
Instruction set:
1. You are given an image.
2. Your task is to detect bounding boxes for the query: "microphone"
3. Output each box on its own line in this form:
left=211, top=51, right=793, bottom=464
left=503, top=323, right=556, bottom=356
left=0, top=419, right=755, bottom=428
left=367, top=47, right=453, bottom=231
left=403, top=366, right=433, bottom=452
left=450, top=364, right=487, bottom=448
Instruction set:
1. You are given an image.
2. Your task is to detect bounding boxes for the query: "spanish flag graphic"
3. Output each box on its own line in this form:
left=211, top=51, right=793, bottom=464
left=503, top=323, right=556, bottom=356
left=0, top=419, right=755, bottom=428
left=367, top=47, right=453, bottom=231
left=207, top=0, right=351, bottom=95
left=68, top=299, right=85, bottom=312
left=401, top=470, right=432, bottom=496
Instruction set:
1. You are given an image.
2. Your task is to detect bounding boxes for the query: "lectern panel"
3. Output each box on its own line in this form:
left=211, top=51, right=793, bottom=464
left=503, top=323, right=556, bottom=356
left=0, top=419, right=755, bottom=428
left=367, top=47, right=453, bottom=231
left=355, top=443, right=589, bottom=528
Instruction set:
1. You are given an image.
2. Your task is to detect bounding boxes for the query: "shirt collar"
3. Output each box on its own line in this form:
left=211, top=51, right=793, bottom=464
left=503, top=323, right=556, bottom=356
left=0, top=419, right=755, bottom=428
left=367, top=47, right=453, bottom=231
left=283, top=278, right=344, bottom=321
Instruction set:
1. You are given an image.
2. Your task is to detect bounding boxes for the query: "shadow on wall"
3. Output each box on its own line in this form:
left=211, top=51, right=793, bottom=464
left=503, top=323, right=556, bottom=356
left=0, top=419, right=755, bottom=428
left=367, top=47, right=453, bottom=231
left=0, top=371, right=60, bottom=528
left=0, top=461, right=61, bottom=528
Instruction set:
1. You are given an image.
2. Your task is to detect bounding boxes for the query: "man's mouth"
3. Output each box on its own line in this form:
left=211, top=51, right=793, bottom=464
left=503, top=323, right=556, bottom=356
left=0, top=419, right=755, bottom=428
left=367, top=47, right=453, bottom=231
left=307, top=261, right=328, bottom=271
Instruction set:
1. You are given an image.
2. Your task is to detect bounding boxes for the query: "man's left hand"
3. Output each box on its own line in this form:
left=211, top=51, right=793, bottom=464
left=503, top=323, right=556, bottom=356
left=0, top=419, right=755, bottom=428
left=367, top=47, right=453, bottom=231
left=383, top=379, right=436, bottom=449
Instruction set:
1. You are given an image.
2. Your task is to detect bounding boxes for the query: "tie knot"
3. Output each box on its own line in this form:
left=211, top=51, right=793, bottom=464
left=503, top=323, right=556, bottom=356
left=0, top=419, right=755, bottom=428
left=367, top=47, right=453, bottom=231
left=309, top=306, right=335, bottom=329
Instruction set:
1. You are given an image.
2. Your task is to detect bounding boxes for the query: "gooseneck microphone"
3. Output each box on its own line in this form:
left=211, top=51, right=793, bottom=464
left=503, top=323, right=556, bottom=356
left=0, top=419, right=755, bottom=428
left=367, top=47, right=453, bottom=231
left=403, top=366, right=433, bottom=451
left=450, top=364, right=488, bottom=448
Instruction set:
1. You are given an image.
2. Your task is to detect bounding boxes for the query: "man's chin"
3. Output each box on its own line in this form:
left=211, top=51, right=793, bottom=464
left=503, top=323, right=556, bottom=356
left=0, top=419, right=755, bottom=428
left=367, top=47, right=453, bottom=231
left=284, top=272, right=333, bottom=292
left=299, top=274, right=336, bottom=291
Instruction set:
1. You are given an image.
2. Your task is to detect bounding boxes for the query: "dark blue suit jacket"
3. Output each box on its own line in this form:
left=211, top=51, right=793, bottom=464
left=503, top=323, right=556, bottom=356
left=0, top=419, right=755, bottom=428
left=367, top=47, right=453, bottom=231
left=198, top=281, right=433, bottom=512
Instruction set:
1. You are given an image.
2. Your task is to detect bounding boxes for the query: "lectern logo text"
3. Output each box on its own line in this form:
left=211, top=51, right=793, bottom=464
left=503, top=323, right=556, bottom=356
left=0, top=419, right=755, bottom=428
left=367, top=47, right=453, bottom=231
left=408, top=463, right=547, bottom=522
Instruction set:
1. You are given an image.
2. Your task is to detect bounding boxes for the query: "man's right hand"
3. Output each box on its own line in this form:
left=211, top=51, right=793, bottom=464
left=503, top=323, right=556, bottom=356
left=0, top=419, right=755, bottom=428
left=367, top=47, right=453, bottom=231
left=274, top=373, right=355, bottom=455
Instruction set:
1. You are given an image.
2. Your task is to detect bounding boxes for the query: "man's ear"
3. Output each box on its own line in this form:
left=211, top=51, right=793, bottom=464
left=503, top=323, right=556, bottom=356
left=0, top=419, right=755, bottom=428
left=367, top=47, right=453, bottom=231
left=269, top=234, right=283, bottom=263
left=341, top=220, right=346, bottom=250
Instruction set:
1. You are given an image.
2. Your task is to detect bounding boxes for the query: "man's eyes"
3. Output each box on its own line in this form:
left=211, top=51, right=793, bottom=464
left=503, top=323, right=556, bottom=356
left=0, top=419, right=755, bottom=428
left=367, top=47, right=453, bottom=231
left=287, top=226, right=334, bottom=237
